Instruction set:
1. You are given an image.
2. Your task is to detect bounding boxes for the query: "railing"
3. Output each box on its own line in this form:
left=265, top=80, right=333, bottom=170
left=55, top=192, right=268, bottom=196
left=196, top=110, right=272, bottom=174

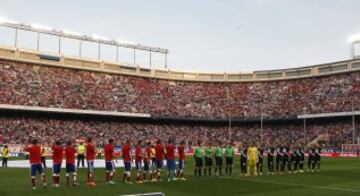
left=0, top=45, right=360, bottom=82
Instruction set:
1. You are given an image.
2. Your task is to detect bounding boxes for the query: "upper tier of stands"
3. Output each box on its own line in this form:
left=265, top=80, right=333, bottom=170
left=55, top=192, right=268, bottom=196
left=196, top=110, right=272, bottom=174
left=0, top=45, right=360, bottom=82
left=0, top=45, right=360, bottom=119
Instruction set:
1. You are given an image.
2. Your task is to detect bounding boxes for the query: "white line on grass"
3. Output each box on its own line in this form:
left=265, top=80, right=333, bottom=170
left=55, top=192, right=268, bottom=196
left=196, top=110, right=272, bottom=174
left=219, top=177, right=360, bottom=193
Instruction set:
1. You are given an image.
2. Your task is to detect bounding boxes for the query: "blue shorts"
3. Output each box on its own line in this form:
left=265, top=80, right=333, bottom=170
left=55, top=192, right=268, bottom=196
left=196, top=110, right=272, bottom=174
left=167, top=160, right=176, bottom=171
left=106, top=161, right=115, bottom=172
left=66, top=164, right=76, bottom=173
left=178, top=160, right=185, bottom=170
left=87, top=160, right=94, bottom=172
left=124, top=161, right=131, bottom=172
left=144, top=160, right=150, bottom=171
left=30, top=163, right=43, bottom=177
left=52, top=164, right=61, bottom=174
left=135, top=161, right=142, bottom=171
left=156, top=160, right=163, bottom=169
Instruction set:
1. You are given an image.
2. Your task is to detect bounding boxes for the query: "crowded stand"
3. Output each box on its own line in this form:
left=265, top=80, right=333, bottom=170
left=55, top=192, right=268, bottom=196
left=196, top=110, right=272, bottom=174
left=0, top=116, right=356, bottom=150
left=1, top=59, right=360, bottom=119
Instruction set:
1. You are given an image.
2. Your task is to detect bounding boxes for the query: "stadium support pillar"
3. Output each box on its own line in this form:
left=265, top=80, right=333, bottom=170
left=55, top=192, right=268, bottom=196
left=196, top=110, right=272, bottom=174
left=133, top=48, right=136, bottom=65
left=165, top=53, right=167, bottom=69
left=116, top=46, right=119, bottom=62
left=150, top=50, right=152, bottom=68
left=98, top=42, right=101, bottom=60
left=79, top=40, right=82, bottom=57
left=58, top=35, right=61, bottom=53
left=36, top=32, right=40, bottom=50
left=350, top=43, right=354, bottom=59
left=14, top=28, right=18, bottom=47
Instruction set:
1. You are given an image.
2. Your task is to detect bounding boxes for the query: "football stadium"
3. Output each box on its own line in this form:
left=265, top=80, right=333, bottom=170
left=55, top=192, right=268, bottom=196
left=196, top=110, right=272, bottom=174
left=1, top=1, right=360, bottom=196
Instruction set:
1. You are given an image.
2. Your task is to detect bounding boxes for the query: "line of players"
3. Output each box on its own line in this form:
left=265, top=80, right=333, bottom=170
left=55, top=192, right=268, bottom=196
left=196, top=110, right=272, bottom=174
left=192, top=142, right=322, bottom=177
left=24, top=137, right=186, bottom=190
left=24, top=137, right=322, bottom=190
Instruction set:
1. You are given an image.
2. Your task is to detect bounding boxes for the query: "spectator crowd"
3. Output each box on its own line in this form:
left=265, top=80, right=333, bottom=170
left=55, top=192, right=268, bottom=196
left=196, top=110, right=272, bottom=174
left=0, top=60, right=360, bottom=119
left=0, top=116, right=356, bottom=150
left=0, top=60, right=359, bottom=150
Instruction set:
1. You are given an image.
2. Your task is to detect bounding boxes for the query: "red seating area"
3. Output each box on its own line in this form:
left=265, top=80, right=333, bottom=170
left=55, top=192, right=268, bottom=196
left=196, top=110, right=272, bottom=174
left=0, top=59, right=359, bottom=149
left=1, top=60, right=360, bottom=119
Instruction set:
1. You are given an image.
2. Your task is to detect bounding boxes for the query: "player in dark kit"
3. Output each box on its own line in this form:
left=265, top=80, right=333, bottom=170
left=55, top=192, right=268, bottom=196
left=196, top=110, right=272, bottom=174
left=299, top=145, right=305, bottom=173
left=239, top=144, right=247, bottom=176
left=257, top=146, right=264, bottom=176
left=275, top=145, right=283, bottom=174
left=307, top=145, right=314, bottom=173
left=314, top=144, right=321, bottom=172
left=281, top=146, right=289, bottom=174
left=292, top=145, right=301, bottom=173
left=267, top=144, right=275, bottom=175
left=287, top=146, right=294, bottom=174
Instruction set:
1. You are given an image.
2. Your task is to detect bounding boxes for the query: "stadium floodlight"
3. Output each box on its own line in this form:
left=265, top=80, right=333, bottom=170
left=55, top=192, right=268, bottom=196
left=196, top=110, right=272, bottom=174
left=91, top=34, right=110, bottom=41
left=61, top=29, right=83, bottom=37
left=348, top=34, right=360, bottom=43
left=30, top=23, right=53, bottom=31
left=0, top=16, right=19, bottom=25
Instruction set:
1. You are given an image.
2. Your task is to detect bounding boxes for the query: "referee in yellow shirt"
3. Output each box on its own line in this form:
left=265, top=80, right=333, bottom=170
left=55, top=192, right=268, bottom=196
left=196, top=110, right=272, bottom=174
left=2, top=145, right=9, bottom=168
left=77, top=141, right=86, bottom=168
left=246, top=142, right=258, bottom=176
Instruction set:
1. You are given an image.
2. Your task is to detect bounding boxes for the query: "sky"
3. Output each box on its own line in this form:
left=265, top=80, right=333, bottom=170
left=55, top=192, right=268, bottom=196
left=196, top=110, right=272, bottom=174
left=0, top=0, right=359, bottom=72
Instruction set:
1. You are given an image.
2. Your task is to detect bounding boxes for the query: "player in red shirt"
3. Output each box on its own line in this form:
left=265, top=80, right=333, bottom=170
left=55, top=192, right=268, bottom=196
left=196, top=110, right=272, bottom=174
left=122, top=139, right=132, bottom=184
left=135, top=140, right=143, bottom=184
left=165, top=138, right=177, bottom=182
left=177, top=140, right=186, bottom=180
left=86, top=137, right=96, bottom=186
left=65, top=140, right=79, bottom=186
left=25, top=138, right=47, bottom=190
left=104, top=138, right=116, bottom=185
left=51, top=140, right=64, bottom=187
left=154, top=140, right=165, bottom=182
left=143, top=141, right=152, bottom=182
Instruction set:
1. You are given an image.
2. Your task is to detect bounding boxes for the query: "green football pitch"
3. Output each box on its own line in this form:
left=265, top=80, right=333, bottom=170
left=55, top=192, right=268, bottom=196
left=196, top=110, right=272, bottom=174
left=0, top=157, right=359, bottom=196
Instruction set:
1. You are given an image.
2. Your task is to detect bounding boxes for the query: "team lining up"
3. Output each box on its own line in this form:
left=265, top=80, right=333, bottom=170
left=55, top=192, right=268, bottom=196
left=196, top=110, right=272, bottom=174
left=23, top=137, right=322, bottom=190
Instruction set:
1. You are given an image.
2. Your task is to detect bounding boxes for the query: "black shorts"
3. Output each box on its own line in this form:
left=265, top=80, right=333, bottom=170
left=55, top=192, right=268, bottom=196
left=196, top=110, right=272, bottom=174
left=205, top=157, right=213, bottom=166
left=226, top=157, right=233, bottom=165
left=215, top=156, right=223, bottom=166
left=195, top=157, right=203, bottom=167
left=144, top=160, right=150, bottom=171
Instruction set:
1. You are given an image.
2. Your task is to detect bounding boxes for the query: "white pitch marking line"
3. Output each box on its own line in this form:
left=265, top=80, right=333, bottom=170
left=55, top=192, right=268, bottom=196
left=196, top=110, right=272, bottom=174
left=219, top=177, right=360, bottom=193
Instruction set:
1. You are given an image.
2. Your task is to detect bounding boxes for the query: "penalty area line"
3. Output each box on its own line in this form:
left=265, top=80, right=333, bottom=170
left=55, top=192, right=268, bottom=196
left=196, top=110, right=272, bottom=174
left=219, top=176, right=360, bottom=193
